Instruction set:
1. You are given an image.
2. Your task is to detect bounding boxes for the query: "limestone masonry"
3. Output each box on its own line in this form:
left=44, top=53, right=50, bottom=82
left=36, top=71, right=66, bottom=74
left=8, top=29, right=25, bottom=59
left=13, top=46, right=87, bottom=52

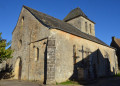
left=10, top=5, right=118, bottom=84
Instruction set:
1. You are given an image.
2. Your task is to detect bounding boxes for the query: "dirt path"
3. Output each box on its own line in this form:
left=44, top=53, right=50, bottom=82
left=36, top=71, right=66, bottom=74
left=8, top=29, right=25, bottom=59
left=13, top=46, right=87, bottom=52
left=0, top=80, right=41, bottom=86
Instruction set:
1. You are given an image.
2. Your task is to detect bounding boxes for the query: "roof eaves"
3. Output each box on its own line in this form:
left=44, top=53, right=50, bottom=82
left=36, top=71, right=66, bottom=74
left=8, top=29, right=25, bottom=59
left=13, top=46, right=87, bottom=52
left=49, top=27, right=113, bottom=49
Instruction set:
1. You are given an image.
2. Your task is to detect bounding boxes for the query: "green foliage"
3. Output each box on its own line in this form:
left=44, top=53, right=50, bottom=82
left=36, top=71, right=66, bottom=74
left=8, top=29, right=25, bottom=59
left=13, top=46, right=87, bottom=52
left=0, top=33, right=13, bottom=63
left=56, top=80, right=79, bottom=85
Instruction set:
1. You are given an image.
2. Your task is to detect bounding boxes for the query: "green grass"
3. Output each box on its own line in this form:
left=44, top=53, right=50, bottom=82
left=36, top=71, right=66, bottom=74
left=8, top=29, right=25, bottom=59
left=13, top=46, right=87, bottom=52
left=115, top=72, right=120, bottom=77
left=56, top=80, right=79, bottom=85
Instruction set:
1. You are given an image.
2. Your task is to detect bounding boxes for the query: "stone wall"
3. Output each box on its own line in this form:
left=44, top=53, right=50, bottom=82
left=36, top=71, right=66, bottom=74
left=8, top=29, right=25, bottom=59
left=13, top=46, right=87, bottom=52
left=67, top=16, right=95, bottom=36
left=50, top=29, right=118, bottom=83
left=29, top=39, right=47, bottom=82
left=11, top=7, right=49, bottom=82
left=46, top=37, right=56, bottom=84
left=11, top=6, right=118, bottom=84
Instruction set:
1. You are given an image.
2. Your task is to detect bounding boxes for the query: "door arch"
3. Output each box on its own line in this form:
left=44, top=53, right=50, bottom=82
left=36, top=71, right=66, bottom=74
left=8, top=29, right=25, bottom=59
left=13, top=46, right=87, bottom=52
left=14, top=57, right=22, bottom=80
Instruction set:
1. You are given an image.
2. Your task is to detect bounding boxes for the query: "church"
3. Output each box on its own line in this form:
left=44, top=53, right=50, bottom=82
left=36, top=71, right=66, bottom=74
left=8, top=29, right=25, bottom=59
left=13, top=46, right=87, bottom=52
left=10, top=5, right=118, bottom=84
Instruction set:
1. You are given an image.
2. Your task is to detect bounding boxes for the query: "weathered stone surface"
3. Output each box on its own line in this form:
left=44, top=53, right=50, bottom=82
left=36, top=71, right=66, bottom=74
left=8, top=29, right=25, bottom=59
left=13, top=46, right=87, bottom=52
left=46, top=38, right=56, bottom=84
left=50, top=29, right=118, bottom=83
left=67, top=16, right=95, bottom=36
left=10, top=6, right=118, bottom=85
left=10, top=7, right=49, bottom=82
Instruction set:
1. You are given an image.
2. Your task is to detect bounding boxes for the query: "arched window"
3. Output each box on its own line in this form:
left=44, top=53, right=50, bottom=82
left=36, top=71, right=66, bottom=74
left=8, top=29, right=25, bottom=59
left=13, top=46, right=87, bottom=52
left=21, top=16, right=24, bottom=24
left=20, top=39, right=22, bottom=46
left=18, top=39, right=22, bottom=49
left=21, top=16, right=24, bottom=29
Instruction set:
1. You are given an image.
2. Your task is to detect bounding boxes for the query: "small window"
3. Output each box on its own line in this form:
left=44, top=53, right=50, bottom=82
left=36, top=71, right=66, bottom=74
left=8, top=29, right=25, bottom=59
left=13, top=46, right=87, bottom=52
left=34, top=47, right=39, bottom=61
left=85, top=22, right=87, bottom=32
left=22, top=16, right=24, bottom=20
left=21, top=16, right=24, bottom=27
left=73, top=45, right=77, bottom=64
left=37, top=47, right=39, bottom=60
left=73, top=45, right=76, bottom=56
left=18, top=39, right=22, bottom=49
left=90, top=24, right=92, bottom=33
left=21, top=16, right=24, bottom=29
left=22, top=17, right=24, bottom=22
left=20, top=39, right=22, bottom=45
left=22, top=16, right=24, bottom=21
left=77, top=21, right=81, bottom=29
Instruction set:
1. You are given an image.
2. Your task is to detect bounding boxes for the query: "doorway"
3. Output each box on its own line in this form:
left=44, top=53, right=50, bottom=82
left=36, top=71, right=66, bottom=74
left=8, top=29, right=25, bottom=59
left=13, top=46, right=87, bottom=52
left=14, top=57, right=22, bottom=80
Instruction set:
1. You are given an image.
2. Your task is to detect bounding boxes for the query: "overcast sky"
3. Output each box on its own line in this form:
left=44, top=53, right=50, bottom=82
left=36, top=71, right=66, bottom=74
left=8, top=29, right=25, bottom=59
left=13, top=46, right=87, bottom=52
left=0, top=0, right=120, bottom=45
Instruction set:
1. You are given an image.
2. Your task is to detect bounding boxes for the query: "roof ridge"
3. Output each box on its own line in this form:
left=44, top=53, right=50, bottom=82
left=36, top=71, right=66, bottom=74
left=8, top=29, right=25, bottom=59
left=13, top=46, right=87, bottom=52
left=23, top=5, right=64, bottom=22
left=63, top=7, right=87, bottom=21
left=21, top=6, right=110, bottom=48
left=63, top=7, right=95, bottom=24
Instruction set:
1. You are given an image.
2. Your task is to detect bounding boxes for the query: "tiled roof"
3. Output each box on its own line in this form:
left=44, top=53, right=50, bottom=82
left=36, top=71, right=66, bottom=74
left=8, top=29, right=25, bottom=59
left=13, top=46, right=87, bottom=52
left=63, top=7, right=95, bottom=23
left=23, top=6, right=110, bottom=48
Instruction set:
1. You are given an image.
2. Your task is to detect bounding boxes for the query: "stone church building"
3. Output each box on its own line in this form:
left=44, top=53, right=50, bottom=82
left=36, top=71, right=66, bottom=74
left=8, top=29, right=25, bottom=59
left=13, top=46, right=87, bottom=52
left=111, top=37, right=120, bottom=68
left=10, top=6, right=118, bottom=84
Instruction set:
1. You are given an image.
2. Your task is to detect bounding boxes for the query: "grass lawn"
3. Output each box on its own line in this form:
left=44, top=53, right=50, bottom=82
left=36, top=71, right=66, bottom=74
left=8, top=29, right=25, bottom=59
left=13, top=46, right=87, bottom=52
left=56, top=80, right=80, bottom=85
left=115, top=72, right=120, bottom=77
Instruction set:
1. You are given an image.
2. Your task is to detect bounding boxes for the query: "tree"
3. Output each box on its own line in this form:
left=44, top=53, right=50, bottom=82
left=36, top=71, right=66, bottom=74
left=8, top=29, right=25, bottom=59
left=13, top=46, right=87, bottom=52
left=0, top=33, right=13, bottom=63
